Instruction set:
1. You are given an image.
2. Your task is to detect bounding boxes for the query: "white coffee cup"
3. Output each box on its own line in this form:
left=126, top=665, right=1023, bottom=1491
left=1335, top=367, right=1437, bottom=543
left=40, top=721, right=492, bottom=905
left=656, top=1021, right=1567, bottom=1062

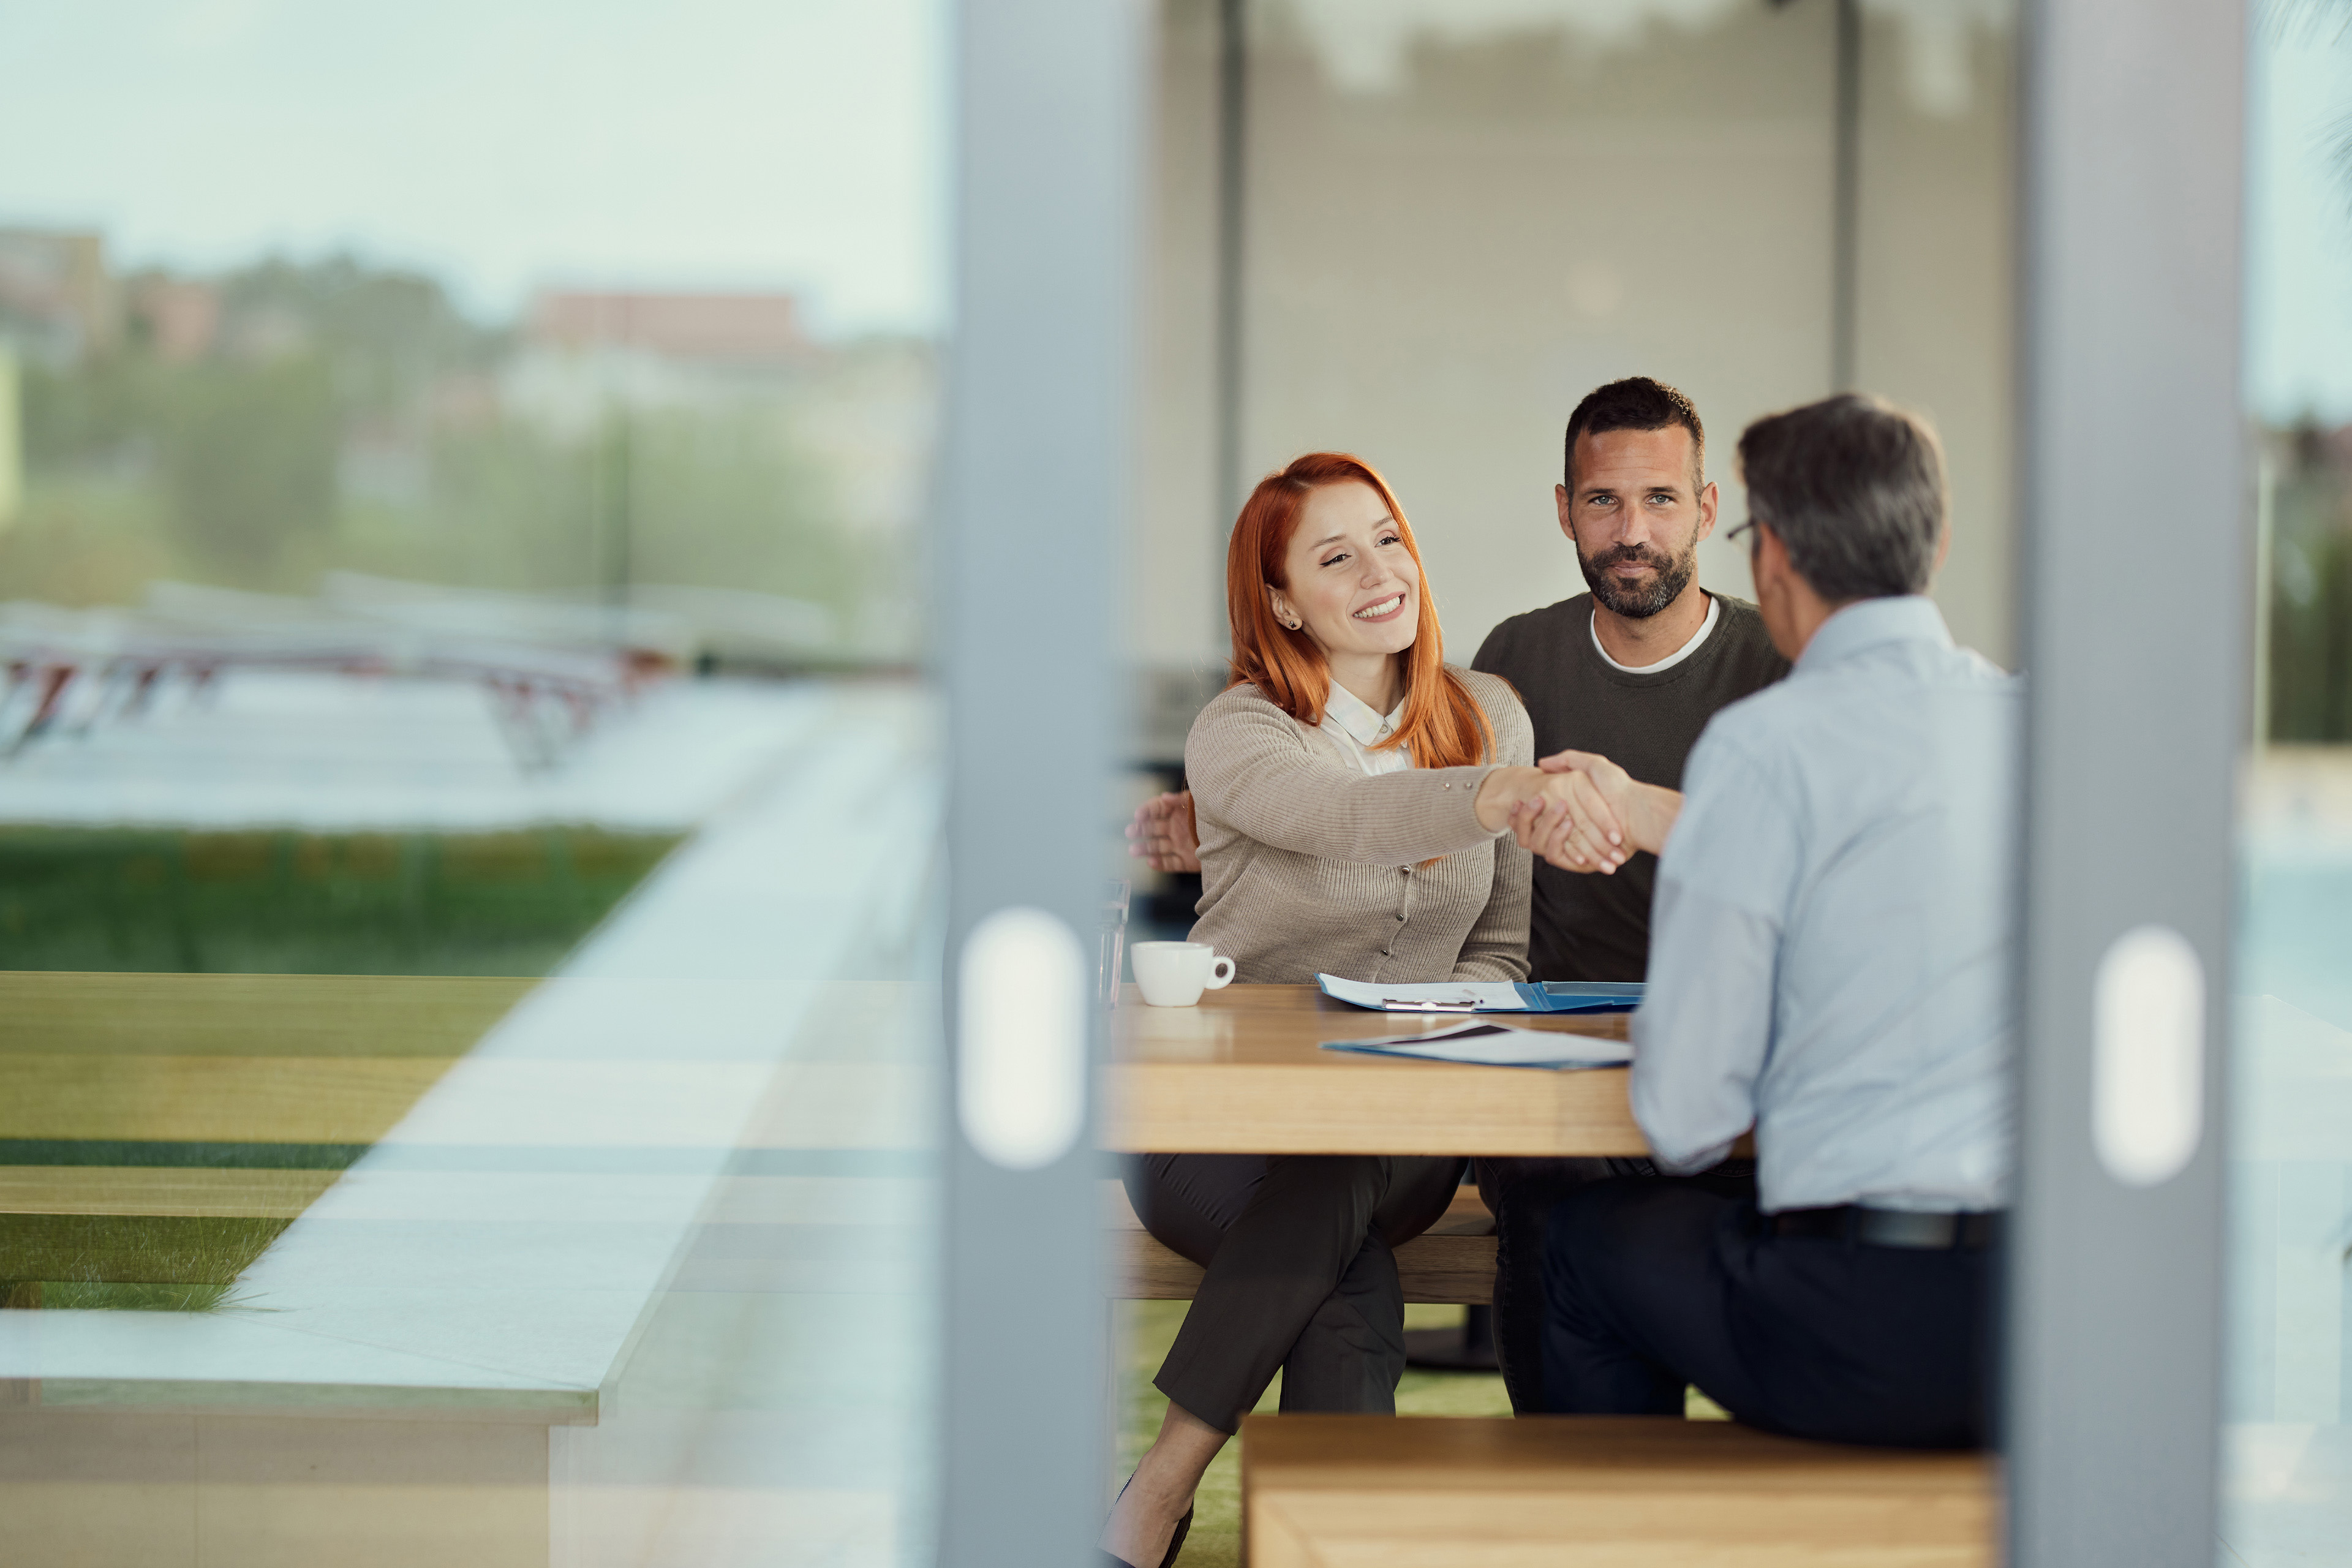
left=1131, top=941, right=1237, bottom=1007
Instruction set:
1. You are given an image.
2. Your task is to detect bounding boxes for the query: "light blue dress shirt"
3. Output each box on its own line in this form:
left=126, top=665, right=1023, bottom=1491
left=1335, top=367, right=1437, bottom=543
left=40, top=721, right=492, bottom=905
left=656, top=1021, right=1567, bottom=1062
left=1629, top=595, right=2021, bottom=1214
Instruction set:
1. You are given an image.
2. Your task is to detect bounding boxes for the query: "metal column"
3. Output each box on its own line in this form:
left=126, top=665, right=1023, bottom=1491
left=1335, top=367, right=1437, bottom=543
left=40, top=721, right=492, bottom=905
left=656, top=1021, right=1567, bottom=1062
left=1212, top=0, right=1248, bottom=535
left=937, top=0, right=1144, bottom=1564
left=1828, top=0, right=1861, bottom=391
left=2008, top=0, right=2248, bottom=1562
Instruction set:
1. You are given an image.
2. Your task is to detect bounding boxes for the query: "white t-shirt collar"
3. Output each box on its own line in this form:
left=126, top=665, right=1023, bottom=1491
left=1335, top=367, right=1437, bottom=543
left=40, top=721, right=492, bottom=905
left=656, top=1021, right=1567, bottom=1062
left=1590, top=592, right=1720, bottom=674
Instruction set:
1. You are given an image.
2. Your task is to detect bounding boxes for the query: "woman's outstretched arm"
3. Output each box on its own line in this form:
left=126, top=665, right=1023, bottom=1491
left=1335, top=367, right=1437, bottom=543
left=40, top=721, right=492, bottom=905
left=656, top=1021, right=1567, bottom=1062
left=1453, top=695, right=1535, bottom=981
left=1185, top=692, right=1624, bottom=868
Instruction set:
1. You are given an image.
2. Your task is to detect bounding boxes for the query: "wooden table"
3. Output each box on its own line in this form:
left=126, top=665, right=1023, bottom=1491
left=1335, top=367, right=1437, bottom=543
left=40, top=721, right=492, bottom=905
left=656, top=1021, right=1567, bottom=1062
left=1104, top=983, right=1651, bottom=1156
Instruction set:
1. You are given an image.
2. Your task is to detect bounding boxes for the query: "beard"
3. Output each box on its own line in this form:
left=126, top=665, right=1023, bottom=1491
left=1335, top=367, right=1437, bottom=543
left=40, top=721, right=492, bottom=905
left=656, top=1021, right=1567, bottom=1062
left=1577, top=540, right=1697, bottom=619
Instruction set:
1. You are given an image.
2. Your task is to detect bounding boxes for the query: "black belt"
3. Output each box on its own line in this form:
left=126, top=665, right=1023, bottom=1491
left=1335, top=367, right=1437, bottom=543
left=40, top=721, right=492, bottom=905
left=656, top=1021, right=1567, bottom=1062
left=1767, top=1205, right=1999, bottom=1250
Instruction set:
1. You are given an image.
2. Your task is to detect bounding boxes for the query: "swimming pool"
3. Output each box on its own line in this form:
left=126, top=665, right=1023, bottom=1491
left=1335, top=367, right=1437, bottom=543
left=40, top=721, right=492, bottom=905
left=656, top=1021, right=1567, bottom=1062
left=2223, top=778, right=2352, bottom=1564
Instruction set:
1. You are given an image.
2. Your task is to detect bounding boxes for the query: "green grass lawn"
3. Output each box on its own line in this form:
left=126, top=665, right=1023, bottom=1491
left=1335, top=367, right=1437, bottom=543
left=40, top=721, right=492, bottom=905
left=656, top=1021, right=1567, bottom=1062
left=0, top=1212, right=290, bottom=1311
left=0, top=827, right=677, bottom=1310
left=0, top=826, right=680, bottom=975
left=1114, top=1302, right=1512, bottom=1568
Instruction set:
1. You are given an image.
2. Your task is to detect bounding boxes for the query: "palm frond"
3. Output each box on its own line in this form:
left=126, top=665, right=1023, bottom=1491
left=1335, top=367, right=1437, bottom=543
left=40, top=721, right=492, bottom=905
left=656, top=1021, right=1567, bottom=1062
left=2262, top=0, right=2352, bottom=45
left=2263, top=1, right=2352, bottom=219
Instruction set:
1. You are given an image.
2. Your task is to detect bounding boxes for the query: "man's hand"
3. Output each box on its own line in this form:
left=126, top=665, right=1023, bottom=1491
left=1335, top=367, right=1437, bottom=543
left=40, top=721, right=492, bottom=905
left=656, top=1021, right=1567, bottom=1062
left=1535, top=749, right=1683, bottom=861
left=1507, top=771, right=1630, bottom=874
left=1476, top=765, right=1627, bottom=872
left=1126, top=790, right=1202, bottom=874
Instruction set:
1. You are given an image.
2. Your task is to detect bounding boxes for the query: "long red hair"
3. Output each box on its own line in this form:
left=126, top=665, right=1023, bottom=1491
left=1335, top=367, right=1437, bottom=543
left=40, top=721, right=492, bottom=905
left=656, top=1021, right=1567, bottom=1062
left=1226, top=453, right=1495, bottom=770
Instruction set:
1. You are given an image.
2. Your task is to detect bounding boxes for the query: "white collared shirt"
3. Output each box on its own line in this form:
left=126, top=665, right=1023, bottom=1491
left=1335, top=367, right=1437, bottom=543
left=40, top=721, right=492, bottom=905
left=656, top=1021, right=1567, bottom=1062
left=1630, top=596, right=2022, bottom=1213
left=1319, top=683, right=1412, bottom=777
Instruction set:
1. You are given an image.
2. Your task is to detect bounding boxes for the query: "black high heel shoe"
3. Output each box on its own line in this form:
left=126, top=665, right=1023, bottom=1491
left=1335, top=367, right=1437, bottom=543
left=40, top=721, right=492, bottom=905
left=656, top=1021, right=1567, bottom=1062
left=1102, top=1476, right=1194, bottom=1568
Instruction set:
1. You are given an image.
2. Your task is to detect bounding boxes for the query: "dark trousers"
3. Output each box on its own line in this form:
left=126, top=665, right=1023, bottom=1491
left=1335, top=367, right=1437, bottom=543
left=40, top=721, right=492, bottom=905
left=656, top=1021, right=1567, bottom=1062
left=1477, top=1155, right=1756, bottom=1412
left=1125, top=1152, right=1463, bottom=1434
left=1539, top=1178, right=1992, bottom=1449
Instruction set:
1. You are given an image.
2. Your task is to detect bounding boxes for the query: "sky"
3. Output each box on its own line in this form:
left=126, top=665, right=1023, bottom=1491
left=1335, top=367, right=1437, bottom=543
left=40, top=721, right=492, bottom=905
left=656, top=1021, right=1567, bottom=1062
left=2247, top=12, right=2352, bottom=425
left=0, top=0, right=948, bottom=336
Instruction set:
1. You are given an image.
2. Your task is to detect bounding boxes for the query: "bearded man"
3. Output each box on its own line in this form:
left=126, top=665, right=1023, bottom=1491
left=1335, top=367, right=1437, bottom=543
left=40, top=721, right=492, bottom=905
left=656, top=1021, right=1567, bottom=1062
left=1453, top=377, right=1785, bottom=1408
left=1471, top=375, right=1786, bottom=984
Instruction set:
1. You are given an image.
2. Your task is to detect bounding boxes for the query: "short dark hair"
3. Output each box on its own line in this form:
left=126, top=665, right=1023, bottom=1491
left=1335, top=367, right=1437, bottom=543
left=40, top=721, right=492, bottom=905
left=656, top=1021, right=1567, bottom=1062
left=1563, top=377, right=1706, bottom=494
left=1736, top=393, right=1946, bottom=602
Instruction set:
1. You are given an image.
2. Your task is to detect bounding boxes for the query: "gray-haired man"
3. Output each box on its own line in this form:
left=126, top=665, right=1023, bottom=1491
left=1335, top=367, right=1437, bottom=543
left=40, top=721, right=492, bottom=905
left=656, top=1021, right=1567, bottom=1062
left=1521, top=393, right=2017, bottom=1447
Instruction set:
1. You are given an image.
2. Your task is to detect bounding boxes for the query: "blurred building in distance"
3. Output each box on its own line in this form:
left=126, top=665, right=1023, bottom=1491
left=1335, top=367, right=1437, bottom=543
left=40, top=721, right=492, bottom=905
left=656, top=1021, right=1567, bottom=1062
left=0, top=230, right=936, bottom=666
left=0, top=227, right=116, bottom=364
left=529, top=290, right=815, bottom=364
left=0, top=340, right=18, bottom=529
left=127, top=274, right=224, bottom=362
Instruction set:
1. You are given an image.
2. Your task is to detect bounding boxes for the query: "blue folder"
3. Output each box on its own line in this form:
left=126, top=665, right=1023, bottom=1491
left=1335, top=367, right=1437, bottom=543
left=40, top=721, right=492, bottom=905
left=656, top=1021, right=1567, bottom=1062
left=1314, top=973, right=1643, bottom=1014
left=1514, top=981, right=1646, bottom=1013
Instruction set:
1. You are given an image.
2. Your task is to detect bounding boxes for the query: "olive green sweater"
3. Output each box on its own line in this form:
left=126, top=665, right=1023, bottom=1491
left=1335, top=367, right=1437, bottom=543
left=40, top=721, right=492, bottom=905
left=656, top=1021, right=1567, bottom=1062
left=1183, top=666, right=1533, bottom=985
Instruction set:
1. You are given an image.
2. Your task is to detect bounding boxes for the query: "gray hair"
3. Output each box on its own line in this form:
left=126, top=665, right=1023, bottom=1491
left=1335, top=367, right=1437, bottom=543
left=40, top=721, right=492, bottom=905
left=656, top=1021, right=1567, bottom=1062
left=1735, top=394, right=1947, bottom=601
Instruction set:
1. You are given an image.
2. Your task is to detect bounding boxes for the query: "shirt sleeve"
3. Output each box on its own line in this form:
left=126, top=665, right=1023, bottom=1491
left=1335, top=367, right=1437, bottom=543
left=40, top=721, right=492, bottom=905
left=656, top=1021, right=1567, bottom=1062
left=1626, top=727, right=1801, bottom=1174
left=1185, top=693, right=1504, bottom=867
left=1629, top=879, right=1777, bottom=1173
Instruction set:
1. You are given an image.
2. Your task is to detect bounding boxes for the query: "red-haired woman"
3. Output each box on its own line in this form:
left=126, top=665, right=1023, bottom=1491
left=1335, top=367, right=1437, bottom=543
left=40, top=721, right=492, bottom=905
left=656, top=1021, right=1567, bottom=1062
left=1104, top=454, right=1623, bottom=1568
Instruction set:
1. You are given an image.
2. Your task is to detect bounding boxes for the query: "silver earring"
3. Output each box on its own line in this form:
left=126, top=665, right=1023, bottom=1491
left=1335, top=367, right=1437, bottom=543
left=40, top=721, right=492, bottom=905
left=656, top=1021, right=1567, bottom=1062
left=1284, top=619, right=1302, bottom=631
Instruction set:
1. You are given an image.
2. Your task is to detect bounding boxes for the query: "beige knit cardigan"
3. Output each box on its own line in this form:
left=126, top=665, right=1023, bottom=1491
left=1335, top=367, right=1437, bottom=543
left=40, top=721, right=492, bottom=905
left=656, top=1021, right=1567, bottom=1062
left=1183, top=666, right=1534, bottom=985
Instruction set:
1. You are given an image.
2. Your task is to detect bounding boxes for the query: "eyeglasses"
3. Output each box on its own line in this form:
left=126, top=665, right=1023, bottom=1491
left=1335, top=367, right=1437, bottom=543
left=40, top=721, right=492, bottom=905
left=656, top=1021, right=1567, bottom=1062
left=1726, top=518, right=1760, bottom=548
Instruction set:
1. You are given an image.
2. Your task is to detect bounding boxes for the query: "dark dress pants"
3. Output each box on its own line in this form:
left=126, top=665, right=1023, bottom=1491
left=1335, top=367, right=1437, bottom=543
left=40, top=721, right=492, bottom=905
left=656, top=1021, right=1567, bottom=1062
left=1477, top=1155, right=1757, bottom=1412
left=1539, top=1177, right=1992, bottom=1448
left=1126, top=1152, right=1464, bottom=1434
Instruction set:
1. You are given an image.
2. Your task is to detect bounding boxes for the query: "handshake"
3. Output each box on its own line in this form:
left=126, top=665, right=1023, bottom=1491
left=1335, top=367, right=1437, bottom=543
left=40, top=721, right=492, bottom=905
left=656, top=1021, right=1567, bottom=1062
left=1126, top=750, right=1681, bottom=876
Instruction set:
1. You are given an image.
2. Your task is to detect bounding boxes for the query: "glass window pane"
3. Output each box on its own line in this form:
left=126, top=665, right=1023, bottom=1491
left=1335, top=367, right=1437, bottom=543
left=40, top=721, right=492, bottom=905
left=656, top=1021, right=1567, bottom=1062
left=1123, top=5, right=2016, bottom=1564
left=1133, top=0, right=2019, bottom=702
left=2230, top=7, right=2352, bottom=1558
left=0, top=7, right=944, bottom=1564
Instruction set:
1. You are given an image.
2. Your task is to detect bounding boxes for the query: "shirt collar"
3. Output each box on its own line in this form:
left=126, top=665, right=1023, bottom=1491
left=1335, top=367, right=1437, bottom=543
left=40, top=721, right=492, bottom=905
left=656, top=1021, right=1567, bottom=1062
left=1322, top=682, right=1406, bottom=748
left=1589, top=591, right=1721, bottom=674
left=1794, top=595, right=1954, bottom=674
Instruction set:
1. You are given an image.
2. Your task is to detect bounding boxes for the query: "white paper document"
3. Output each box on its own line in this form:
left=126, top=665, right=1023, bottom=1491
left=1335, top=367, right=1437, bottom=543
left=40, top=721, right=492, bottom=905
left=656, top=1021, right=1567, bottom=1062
left=1319, top=1020, right=1634, bottom=1071
left=1316, top=976, right=1529, bottom=1011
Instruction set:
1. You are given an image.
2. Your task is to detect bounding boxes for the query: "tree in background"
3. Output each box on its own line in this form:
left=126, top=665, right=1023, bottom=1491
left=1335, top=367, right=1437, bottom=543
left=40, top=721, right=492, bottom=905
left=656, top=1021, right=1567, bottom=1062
left=2269, top=423, right=2352, bottom=742
left=159, top=354, right=336, bottom=576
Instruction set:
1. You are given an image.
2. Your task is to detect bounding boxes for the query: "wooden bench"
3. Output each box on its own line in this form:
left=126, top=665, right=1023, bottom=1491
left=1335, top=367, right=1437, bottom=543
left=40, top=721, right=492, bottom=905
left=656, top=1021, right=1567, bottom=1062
left=1241, top=1414, right=1997, bottom=1567
left=1107, top=1182, right=1498, bottom=1303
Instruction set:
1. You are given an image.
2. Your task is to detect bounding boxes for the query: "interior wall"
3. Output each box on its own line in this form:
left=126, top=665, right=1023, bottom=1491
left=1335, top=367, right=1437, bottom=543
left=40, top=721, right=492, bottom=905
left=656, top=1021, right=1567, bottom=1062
left=1238, top=0, right=1838, bottom=664
left=1130, top=0, right=2022, bottom=704
left=1127, top=0, right=1225, bottom=680
left=1853, top=0, right=2019, bottom=666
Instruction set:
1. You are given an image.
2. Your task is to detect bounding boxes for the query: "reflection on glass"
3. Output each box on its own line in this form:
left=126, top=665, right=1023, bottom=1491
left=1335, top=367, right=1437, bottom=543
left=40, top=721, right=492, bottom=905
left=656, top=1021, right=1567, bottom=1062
left=2229, top=6, right=2352, bottom=1562
left=0, top=5, right=943, bottom=1564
